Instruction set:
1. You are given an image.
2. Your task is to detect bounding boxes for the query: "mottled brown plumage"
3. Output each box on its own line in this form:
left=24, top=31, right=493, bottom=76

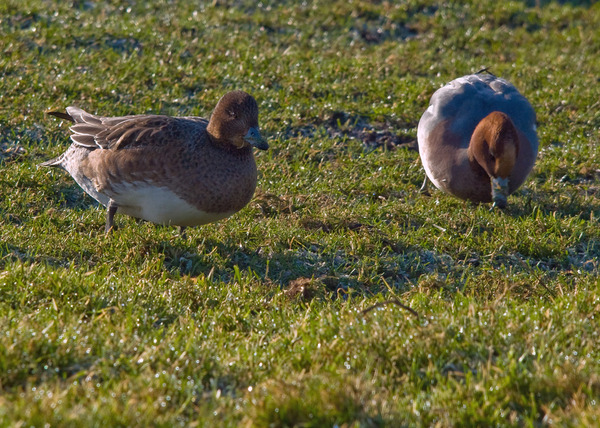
left=42, top=91, right=268, bottom=233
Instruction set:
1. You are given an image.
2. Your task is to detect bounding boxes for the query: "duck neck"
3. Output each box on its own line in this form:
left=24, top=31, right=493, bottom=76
left=467, top=141, right=491, bottom=180
left=208, top=133, right=251, bottom=156
left=468, top=111, right=519, bottom=180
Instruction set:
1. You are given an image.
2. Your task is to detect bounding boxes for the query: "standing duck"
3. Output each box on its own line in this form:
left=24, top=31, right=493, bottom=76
left=42, top=91, right=268, bottom=233
left=417, top=73, right=538, bottom=208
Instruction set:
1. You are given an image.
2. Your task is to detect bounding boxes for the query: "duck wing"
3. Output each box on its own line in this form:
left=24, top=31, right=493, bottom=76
left=420, top=74, right=537, bottom=150
left=48, top=107, right=208, bottom=151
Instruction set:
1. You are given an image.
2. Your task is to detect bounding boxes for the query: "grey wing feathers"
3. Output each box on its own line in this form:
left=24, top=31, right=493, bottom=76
left=66, top=106, right=103, bottom=125
left=421, top=74, right=538, bottom=151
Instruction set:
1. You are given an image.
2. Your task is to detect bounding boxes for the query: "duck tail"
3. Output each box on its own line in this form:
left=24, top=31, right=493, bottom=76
left=475, top=67, right=496, bottom=76
left=42, top=110, right=73, bottom=168
left=47, top=110, right=75, bottom=122
left=40, top=155, right=64, bottom=167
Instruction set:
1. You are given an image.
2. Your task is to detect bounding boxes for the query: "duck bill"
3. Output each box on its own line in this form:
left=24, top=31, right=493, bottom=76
left=491, top=177, right=509, bottom=209
left=244, top=126, right=269, bottom=150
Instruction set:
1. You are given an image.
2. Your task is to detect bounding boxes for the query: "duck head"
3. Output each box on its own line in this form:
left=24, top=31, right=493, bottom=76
left=207, top=91, right=269, bottom=150
left=468, top=111, right=520, bottom=209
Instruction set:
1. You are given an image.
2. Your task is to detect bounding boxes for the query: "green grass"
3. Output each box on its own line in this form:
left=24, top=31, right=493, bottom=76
left=1, top=0, right=600, bottom=426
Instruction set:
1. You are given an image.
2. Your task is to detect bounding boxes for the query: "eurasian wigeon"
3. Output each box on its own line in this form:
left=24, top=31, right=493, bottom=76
left=42, top=91, right=268, bottom=233
left=417, top=73, right=538, bottom=208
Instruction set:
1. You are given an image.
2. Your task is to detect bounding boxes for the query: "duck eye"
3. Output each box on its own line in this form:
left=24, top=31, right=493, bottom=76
left=227, top=110, right=237, bottom=118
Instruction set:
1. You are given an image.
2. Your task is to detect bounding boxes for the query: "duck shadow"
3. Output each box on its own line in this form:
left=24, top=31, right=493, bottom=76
left=521, top=0, right=594, bottom=6
left=0, top=242, right=66, bottom=270
left=151, top=232, right=364, bottom=299
left=41, top=170, right=99, bottom=210
left=506, top=188, right=600, bottom=221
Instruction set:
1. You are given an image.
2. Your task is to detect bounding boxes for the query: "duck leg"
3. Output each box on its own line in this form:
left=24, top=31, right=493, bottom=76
left=179, top=226, right=187, bottom=239
left=419, top=176, right=431, bottom=196
left=105, top=200, right=118, bottom=234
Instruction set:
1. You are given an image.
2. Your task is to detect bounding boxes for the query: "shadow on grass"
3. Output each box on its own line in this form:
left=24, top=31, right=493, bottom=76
left=156, top=237, right=349, bottom=286
left=147, top=230, right=383, bottom=303
left=47, top=184, right=98, bottom=210
left=278, top=110, right=417, bottom=152
left=521, top=0, right=595, bottom=6
left=0, top=242, right=66, bottom=270
left=508, top=187, right=600, bottom=222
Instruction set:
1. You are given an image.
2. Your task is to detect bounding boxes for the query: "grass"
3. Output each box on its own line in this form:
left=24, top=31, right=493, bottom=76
left=1, top=0, right=600, bottom=426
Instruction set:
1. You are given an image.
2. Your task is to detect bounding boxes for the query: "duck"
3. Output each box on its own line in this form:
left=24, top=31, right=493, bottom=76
left=42, top=91, right=269, bottom=233
left=417, top=72, right=538, bottom=208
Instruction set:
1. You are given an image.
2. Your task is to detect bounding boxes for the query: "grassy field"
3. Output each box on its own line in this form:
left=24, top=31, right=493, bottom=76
left=1, top=0, right=600, bottom=426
